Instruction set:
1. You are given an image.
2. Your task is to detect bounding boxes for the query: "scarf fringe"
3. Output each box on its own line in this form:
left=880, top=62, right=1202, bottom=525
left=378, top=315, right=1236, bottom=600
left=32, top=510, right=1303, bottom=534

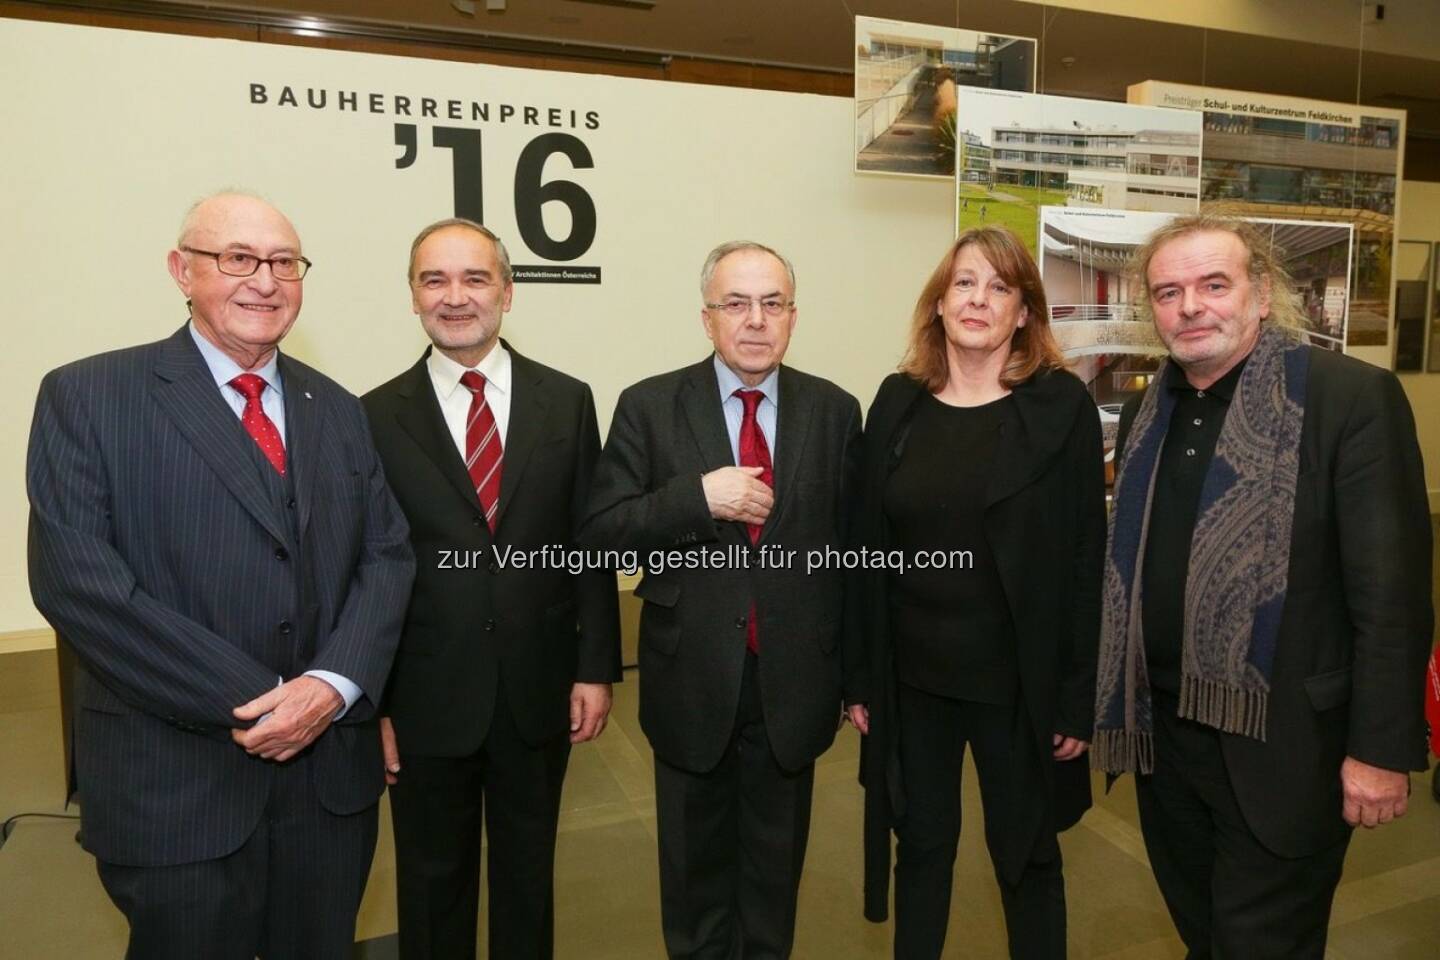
left=1090, top=728, right=1154, bottom=775
left=1178, top=676, right=1269, bottom=741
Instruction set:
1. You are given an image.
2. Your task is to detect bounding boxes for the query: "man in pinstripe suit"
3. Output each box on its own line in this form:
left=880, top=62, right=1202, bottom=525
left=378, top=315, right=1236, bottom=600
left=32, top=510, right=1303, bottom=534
left=27, top=192, right=415, bottom=960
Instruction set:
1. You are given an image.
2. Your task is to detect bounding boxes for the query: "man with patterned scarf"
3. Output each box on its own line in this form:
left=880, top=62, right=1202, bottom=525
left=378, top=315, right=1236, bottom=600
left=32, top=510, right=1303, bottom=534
left=1093, top=214, right=1432, bottom=959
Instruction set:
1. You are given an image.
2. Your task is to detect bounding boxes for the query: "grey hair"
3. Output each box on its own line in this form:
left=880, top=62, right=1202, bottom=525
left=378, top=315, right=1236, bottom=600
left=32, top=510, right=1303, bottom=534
left=408, top=217, right=513, bottom=284
left=699, top=241, right=796, bottom=300
left=1131, top=211, right=1304, bottom=332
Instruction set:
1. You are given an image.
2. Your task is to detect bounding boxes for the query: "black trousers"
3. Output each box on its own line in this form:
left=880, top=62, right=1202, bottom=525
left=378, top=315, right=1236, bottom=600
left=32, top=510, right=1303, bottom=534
left=389, top=682, right=572, bottom=960
left=1135, top=691, right=1350, bottom=960
left=653, top=652, right=815, bottom=960
left=892, top=683, right=1066, bottom=960
left=97, top=754, right=378, bottom=960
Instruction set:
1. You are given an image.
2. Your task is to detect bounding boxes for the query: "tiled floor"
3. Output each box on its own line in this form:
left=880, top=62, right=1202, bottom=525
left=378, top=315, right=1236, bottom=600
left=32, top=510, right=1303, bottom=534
left=4, top=518, right=1440, bottom=959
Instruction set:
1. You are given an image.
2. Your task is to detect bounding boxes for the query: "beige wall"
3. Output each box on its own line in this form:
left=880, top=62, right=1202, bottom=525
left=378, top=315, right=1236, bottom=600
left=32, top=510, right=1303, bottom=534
left=1396, top=179, right=1440, bottom=508
left=0, top=18, right=952, bottom=637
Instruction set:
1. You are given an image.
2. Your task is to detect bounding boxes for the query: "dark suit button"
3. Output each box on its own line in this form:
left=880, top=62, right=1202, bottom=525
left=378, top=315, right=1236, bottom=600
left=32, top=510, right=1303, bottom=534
left=488, top=561, right=499, bottom=574
left=473, top=515, right=483, bottom=527
left=275, top=547, right=289, bottom=561
left=287, top=498, right=297, bottom=509
left=484, top=619, right=496, bottom=632
left=278, top=620, right=292, bottom=635
left=734, top=616, right=747, bottom=629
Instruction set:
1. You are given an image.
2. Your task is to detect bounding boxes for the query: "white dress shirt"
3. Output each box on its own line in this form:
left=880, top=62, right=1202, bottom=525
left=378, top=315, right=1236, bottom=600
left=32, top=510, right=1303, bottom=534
left=713, top=354, right=779, bottom=464
left=427, top=342, right=513, bottom=459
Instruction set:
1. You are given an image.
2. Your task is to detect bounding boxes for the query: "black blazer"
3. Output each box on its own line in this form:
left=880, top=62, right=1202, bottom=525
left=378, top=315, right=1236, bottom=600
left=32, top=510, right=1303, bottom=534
left=852, top=369, right=1105, bottom=913
left=579, top=358, right=862, bottom=773
left=362, top=343, right=621, bottom=756
left=27, top=325, right=416, bottom=867
left=1114, top=345, right=1433, bottom=858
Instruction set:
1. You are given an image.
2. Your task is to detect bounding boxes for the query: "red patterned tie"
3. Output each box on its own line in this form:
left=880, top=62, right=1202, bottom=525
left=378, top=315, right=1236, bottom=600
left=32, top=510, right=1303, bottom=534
left=735, top=389, right=773, bottom=654
left=460, top=371, right=503, bottom=532
left=228, top=373, right=286, bottom=475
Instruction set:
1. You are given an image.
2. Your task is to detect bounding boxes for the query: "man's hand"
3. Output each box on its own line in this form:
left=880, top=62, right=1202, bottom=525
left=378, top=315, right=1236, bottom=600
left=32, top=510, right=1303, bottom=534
left=1052, top=733, right=1088, bottom=761
left=231, top=675, right=343, bottom=762
left=570, top=682, right=613, bottom=744
left=380, top=716, right=401, bottom=785
left=846, top=704, right=870, bottom=735
left=1341, top=755, right=1410, bottom=828
left=702, top=466, right=773, bottom=525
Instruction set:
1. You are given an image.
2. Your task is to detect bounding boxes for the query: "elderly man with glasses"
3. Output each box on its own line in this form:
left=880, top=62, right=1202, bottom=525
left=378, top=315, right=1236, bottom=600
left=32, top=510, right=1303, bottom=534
left=27, top=191, right=414, bottom=960
left=581, top=240, right=862, bottom=959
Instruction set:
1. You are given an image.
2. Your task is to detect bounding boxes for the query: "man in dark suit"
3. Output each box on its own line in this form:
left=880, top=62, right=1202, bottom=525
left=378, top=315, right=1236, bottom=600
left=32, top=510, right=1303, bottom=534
left=1094, top=214, right=1432, bottom=959
left=26, top=192, right=416, bottom=959
left=363, top=218, right=621, bottom=959
left=581, top=241, right=862, bottom=958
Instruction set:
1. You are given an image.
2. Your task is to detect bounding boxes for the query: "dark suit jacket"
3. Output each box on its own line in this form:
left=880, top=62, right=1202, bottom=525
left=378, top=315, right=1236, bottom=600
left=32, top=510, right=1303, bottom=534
left=27, top=324, right=415, bottom=867
left=579, top=358, right=862, bottom=774
left=362, top=344, right=621, bottom=756
left=1115, top=345, right=1433, bottom=857
left=852, top=369, right=1105, bottom=915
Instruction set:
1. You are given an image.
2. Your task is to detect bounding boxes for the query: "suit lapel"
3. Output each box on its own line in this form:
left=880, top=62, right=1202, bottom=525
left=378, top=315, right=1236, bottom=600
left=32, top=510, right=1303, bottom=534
left=494, top=344, right=551, bottom=532
left=681, top=360, right=738, bottom=472
left=985, top=372, right=1077, bottom=509
left=681, top=360, right=747, bottom=547
left=873, top=378, right=925, bottom=497
left=392, top=350, right=486, bottom=514
left=983, top=373, right=1083, bottom=634
left=984, top=409, right=1040, bottom=509
left=150, top=327, right=290, bottom=546
left=761, top=365, right=814, bottom=541
left=278, top=355, right=320, bottom=539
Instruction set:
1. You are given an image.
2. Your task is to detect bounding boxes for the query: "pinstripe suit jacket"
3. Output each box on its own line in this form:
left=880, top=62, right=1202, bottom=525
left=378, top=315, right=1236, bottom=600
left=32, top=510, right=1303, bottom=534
left=27, top=324, right=415, bottom=867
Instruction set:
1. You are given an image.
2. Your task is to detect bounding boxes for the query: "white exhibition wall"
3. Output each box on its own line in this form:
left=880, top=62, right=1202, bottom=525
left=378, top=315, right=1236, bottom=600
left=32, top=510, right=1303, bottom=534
left=0, top=17, right=954, bottom=635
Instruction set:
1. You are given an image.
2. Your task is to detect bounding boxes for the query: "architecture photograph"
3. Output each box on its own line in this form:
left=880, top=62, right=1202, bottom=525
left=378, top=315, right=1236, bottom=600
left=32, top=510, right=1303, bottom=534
left=855, top=16, right=1034, bottom=177
left=955, top=88, right=1201, bottom=253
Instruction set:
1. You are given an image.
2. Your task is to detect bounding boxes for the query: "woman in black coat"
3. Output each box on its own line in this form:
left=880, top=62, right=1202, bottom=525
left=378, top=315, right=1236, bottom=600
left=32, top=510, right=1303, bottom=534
left=845, top=226, right=1105, bottom=959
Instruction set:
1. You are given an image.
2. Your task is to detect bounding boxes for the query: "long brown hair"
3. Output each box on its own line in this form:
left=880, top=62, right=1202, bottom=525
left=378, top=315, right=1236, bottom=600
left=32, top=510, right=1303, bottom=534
left=899, top=226, right=1066, bottom=391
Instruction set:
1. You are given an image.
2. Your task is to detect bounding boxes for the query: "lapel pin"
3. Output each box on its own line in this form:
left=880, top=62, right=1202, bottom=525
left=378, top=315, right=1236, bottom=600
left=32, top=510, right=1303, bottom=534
left=305, top=391, right=313, bottom=400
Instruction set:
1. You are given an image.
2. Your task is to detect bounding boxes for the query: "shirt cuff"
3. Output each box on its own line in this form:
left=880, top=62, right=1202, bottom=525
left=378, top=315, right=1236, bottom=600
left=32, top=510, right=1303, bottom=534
left=303, top=670, right=362, bottom=721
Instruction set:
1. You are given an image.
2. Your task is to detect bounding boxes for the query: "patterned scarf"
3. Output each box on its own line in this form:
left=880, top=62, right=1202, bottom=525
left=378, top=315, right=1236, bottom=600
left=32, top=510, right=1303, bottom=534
left=1093, top=324, right=1309, bottom=774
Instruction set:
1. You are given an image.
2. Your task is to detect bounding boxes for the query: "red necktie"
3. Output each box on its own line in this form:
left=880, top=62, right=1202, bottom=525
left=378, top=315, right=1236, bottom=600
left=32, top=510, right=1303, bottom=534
left=460, top=371, right=503, bottom=532
left=735, top=389, right=773, bottom=654
left=228, top=373, right=286, bottom=475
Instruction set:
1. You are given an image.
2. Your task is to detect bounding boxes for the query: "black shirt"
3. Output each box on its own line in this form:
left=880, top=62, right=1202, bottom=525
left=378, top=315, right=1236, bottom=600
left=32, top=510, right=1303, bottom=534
left=1139, top=358, right=1247, bottom=694
left=883, top=393, right=1018, bottom=704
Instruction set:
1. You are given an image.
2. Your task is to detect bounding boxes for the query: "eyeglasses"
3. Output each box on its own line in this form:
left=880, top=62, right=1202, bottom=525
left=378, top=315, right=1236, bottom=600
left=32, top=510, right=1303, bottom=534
left=183, top=246, right=313, bottom=281
left=704, top=297, right=794, bottom=318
